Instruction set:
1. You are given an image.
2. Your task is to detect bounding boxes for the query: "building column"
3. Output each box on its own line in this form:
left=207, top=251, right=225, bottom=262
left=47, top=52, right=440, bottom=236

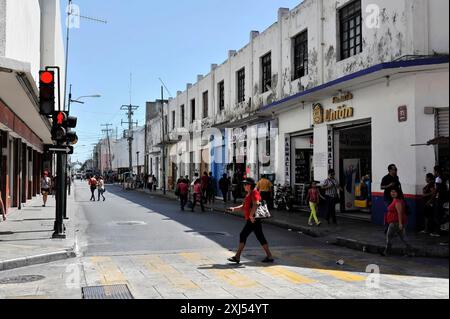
left=27, top=147, right=33, bottom=200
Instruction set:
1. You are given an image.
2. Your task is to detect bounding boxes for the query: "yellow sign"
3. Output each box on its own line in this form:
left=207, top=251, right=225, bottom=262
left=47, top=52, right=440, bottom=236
left=313, top=103, right=354, bottom=125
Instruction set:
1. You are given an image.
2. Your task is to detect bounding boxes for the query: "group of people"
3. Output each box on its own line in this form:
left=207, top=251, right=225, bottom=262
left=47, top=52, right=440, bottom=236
left=175, top=172, right=217, bottom=212
left=87, top=175, right=106, bottom=202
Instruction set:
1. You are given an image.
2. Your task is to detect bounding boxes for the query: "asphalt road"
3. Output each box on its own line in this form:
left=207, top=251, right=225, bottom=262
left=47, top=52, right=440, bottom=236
left=0, top=181, right=448, bottom=299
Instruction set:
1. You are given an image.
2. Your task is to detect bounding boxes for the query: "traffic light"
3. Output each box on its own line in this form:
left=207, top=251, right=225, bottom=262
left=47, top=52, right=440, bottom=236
left=39, top=71, right=55, bottom=116
left=51, top=111, right=78, bottom=145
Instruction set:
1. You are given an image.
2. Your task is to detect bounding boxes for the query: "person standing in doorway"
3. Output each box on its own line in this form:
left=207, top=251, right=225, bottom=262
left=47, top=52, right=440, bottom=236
left=420, top=173, right=436, bottom=235
left=219, top=174, right=230, bottom=203
left=41, top=171, right=52, bottom=207
left=97, top=176, right=106, bottom=202
left=307, top=181, right=324, bottom=227
left=257, top=175, right=273, bottom=209
left=88, top=175, right=97, bottom=201
left=226, top=178, right=274, bottom=264
left=381, top=187, right=412, bottom=257
left=322, top=169, right=342, bottom=225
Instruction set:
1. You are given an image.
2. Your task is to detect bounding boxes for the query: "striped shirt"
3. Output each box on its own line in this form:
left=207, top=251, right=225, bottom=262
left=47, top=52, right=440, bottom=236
left=323, top=178, right=339, bottom=198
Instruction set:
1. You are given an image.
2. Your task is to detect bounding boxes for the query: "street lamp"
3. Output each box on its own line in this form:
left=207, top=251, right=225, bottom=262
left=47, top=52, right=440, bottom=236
left=67, top=84, right=101, bottom=115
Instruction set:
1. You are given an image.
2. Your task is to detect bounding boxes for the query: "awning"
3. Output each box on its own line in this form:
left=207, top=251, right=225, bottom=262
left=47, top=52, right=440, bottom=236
left=258, top=55, right=449, bottom=116
left=0, top=56, right=53, bottom=146
left=412, top=136, right=449, bottom=147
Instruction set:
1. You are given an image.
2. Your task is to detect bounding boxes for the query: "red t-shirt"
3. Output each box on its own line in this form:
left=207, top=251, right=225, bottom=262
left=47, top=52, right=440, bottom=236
left=243, top=189, right=261, bottom=221
left=308, top=188, right=320, bottom=203
left=201, top=176, right=209, bottom=189
left=178, top=182, right=188, bottom=195
left=386, top=198, right=408, bottom=225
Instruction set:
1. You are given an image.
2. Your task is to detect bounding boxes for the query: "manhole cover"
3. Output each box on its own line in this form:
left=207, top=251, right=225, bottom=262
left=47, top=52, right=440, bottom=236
left=82, top=284, right=134, bottom=299
left=115, top=221, right=147, bottom=226
left=0, top=275, right=45, bottom=285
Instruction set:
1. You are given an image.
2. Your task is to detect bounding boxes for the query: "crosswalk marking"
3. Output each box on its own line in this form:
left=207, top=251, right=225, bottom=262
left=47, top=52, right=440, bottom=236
left=273, top=250, right=366, bottom=282
left=179, top=252, right=259, bottom=288
left=139, top=255, right=199, bottom=290
left=90, top=256, right=127, bottom=285
left=262, top=266, right=316, bottom=285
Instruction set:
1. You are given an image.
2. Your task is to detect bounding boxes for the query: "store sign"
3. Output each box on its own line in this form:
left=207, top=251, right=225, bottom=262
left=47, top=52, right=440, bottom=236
left=333, top=92, right=354, bottom=104
left=313, top=103, right=354, bottom=125
left=398, top=105, right=408, bottom=122
left=285, top=136, right=291, bottom=182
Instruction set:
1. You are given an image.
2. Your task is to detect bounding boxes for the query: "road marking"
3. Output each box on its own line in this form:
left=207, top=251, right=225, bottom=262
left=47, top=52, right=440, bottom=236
left=262, top=266, right=316, bottom=285
left=179, top=252, right=259, bottom=289
left=273, top=249, right=366, bottom=282
left=90, top=256, right=127, bottom=285
left=139, top=255, right=199, bottom=290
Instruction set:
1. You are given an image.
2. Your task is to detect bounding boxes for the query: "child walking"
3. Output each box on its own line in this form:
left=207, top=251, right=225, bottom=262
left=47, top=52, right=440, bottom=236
left=307, top=181, right=323, bottom=227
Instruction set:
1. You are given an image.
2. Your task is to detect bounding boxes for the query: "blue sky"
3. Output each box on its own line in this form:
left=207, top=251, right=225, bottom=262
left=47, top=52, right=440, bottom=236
left=63, top=0, right=303, bottom=162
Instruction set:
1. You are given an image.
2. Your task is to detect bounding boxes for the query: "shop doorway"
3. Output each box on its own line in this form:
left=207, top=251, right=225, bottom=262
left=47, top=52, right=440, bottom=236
left=291, top=134, right=314, bottom=207
left=335, top=123, right=372, bottom=219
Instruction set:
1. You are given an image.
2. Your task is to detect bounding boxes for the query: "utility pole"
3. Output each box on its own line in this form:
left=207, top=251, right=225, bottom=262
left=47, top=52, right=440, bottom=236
left=160, top=86, right=167, bottom=195
left=101, top=123, right=113, bottom=176
left=121, top=104, right=139, bottom=175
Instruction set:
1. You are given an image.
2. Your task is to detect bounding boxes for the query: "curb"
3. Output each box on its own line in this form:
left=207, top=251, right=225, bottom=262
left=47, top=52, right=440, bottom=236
left=0, top=249, right=77, bottom=272
left=334, top=237, right=449, bottom=258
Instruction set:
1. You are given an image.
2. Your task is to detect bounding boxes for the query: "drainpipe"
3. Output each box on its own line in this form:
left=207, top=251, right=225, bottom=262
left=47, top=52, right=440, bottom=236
left=319, top=0, right=325, bottom=85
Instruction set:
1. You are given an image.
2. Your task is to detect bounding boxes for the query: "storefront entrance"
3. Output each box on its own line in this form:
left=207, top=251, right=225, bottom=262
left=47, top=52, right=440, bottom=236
left=291, top=134, right=314, bottom=207
left=335, top=123, right=372, bottom=219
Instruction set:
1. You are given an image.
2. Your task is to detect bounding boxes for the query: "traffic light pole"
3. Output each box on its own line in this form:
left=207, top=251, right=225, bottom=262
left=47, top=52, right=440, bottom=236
left=53, top=152, right=66, bottom=239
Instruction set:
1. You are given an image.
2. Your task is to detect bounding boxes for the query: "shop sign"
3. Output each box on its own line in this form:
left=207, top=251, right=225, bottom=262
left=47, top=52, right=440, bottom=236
left=285, top=136, right=291, bottom=181
left=313, top=103, right=354, bottom=125
left=333, top=92, right=354, bottom=104
left=398, top=105, right=407, bottom=122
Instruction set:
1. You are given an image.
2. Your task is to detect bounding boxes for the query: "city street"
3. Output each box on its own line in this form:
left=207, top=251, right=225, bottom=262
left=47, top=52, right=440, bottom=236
left=0, top=181, right=448, bottom=299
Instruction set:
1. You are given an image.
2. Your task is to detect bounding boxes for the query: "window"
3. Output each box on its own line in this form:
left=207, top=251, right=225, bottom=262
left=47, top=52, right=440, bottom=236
left=237, top=68, right=245, bottom=103
left=191, top=99, right=195, bottom=123
left=293, top=30, right=308, bottom=80
left=202, top=91, right=209, bottom=118
left=172, top=110, right=176, bottom=130
left=261, top=52, right=271, bottom=93
left=339, top=0, right=362, bottom=60
left=218, top=81, right=225, bottom=111
left=164, top=115, right=168, bottom=136
left=180, top=105, right=185, bottom=127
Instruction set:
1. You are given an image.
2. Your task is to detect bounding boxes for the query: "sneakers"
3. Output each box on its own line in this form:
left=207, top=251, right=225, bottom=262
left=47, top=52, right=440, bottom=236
left=316, top=222, right=322, bottom=227
left=430, top=233, right=441, bottom=238
left=262, top=257, right=275, bottom=263
left=308, top=222, right=314, bottom=226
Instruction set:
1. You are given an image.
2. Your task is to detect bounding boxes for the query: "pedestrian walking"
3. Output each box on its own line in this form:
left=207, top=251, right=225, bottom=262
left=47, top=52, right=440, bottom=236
left=97, top=176, right=106, bottom=202
left=226, top=177, right=274, bottom=264
left=192, top=179, right=205, bottom=212
left=381, top=187, right=412, bottom=257
left=201, top=172, right=209, bottom=200
left=0, top=190, right=6, bottom=221
left=307, top=181, right=324, bottom=227
left=147, top=175, right=153, bottom=191
left=88, top=175, right=97, bottom=201
left=177, top=178, right=189, bottom=211
left=430, top=166, right=447, bottom=237
left=420, top=173, right=436, bottom=234
left=207, top=172, right=216, bottom=205
left=41, top=171, right=52, bottom=207
left=219, top=174, right=230, bottom=203
left=322, top=169, right=342, bottom=225
left=257, top=175, right=273, bottom=209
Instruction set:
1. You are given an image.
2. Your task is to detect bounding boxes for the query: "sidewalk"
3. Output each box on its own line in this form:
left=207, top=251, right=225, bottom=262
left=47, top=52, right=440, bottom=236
left=136, top=187, right=449, bottom=258
left=0, top=193, right=77, bottom=271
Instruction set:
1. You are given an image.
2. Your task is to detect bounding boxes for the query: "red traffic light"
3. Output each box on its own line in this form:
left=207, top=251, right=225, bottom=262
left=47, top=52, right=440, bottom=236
left=40, top=71, right=54, bottom=84
left=56, top=112, right=65, bottom=125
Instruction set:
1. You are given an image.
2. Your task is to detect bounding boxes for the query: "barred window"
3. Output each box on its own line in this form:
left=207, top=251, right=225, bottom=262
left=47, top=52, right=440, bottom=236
left=172, top=110, right=176, bottom=130
left=191, top=99, right=195, bottom=123
left=237, top=68, right=245, bottom=103
left=293, top=30, right=308, bottom=80
left=202, top=91, right=208, bottom=119
left=180, top=105, right=185, bottom=127
left=218, top=81, right=225, bottom=111
left=340, top=0, right=362, bottom=60
left=261, top=52, right=271, bottom=93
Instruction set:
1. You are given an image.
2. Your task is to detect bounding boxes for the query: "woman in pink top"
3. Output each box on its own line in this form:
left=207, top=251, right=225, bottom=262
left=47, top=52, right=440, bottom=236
left=381, top=187, right=413, bottom=257
left=192, top=179, right=205, bottom=212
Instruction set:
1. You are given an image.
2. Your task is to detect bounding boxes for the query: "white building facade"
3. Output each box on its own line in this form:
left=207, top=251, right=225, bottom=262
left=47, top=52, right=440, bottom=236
left=0, top=0, right=65, bottom=212
left=151, top=0, right=448, bottom=228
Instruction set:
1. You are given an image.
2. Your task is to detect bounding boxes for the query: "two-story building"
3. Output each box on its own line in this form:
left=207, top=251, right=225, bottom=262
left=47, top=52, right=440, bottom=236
left=0, top=0, right=65, bottom=213
left=151, top=0, right=449, bottom=228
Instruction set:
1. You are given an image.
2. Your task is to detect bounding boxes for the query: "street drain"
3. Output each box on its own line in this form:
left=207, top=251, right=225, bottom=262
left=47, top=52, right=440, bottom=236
left=0, top=275, right=45, bottom=285
left=82, top=284, right=134, bottom=299
left=190, top=231, right=231, bottom=237
left=116, top=221, right=147, bottom=226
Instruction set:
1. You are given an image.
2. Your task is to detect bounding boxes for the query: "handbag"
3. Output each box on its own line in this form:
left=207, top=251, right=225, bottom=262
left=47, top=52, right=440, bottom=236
left=254, top=201, right=272, bottom=219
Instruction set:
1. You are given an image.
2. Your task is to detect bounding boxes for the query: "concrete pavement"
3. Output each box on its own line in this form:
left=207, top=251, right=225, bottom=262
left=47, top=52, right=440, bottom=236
left=0, top=181, right=447, bottom=299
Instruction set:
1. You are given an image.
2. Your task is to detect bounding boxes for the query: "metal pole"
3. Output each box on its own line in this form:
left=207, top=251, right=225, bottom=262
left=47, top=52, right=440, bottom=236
left=128, top=106, right=133, bottom=175
left=53, top=152, right=66, bottom=238
left=63, top=0, right=72, bottom=111
left=161, top=87, right=166, bottom=195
